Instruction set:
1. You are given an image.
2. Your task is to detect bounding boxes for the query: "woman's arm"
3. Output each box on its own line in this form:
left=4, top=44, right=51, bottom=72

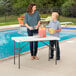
left=24, top=13, right=33, bottom=30
left=36, top=20, right=40, bottom=29
left=35, top=11, right=41, bottom=29
left=25, top=23, right=33, bottom=30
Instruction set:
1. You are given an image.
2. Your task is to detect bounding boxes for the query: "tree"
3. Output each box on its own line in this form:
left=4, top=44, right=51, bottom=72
left=0, top=0, right=13, bottom=15
left=1, top=0, right=74, bottom=16
left=61, top=0, right=76, bottom=17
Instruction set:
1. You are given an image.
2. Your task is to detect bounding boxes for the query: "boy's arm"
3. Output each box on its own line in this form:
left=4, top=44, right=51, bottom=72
left=55, top=21, right=61, bottom=32
left=55, top=28, right=61, bottom=32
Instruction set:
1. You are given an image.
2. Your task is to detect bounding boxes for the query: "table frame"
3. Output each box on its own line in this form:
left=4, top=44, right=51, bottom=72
left=13, top=40, right=58, bottom=69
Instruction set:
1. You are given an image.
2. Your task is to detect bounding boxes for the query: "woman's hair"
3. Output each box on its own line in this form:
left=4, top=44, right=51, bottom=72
left=26, top=3, right=36, bottom=15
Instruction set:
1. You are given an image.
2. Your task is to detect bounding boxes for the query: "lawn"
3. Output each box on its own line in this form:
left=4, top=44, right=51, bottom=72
left=40, top=14, right=76, bottom=25
left=0, top=15, right=19, bottom=26
left=0, top=14, right=76, bottom=26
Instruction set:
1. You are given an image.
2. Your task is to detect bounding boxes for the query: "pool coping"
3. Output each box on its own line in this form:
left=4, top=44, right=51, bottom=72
left=0, top=24, right=76, bottom=31
left=0, top=24, right=21, bottom=31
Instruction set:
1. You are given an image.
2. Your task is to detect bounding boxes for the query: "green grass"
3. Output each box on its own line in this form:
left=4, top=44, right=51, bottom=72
left=59, top=16, right=76, bottom=25
left=40, top=14, right=51, bottom=18
left=0, top=14, right=76, bottom=26
left=40, top=14, right=76, bottom=25
left=0, top=15, right=19, bottom=26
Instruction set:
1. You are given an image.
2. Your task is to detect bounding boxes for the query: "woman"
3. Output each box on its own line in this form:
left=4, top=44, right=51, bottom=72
left=24, top=3, right=40, bottom=60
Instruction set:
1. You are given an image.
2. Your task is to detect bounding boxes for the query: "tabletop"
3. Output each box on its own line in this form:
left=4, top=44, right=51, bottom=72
left=12, top=35, right=60, bottom=42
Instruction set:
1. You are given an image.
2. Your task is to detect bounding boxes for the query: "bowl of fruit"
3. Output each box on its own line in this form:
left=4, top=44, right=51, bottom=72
left=48, top=28, right=55, bottom=34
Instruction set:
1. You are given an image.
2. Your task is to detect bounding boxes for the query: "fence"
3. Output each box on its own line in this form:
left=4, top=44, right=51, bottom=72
left=0, top=7, right=76, bottom=25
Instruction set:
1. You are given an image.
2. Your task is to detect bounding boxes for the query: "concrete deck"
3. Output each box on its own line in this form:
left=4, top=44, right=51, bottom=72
left=0, top=38, right=76, bottom=76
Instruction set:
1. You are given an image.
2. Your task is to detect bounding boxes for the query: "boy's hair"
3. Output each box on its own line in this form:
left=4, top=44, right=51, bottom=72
left=52, top=12, right=59, bottom=18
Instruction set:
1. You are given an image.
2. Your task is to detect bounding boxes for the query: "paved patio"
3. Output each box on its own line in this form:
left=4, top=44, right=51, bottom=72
left=0, top=38, right=76, bottom=76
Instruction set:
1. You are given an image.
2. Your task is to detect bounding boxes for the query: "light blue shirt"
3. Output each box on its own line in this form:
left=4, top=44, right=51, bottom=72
left=48, top=20, right=61, bottom=37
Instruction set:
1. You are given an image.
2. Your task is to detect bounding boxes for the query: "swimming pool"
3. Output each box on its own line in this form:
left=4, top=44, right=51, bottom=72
left=0, top=28, right=76, bottom=59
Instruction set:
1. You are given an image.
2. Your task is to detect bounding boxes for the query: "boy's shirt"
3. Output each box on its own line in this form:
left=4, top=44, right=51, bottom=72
left=48, top=20, right=61, bottom=37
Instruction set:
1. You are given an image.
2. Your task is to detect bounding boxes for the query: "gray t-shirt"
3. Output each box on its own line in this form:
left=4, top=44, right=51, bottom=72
left=48, top=20, right=61, bottom=37
left=24, top=11, right=40, bottom=29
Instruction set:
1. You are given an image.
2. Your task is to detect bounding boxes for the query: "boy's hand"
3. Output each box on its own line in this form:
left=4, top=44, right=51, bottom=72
left=55, top=29, right=61, bottom=33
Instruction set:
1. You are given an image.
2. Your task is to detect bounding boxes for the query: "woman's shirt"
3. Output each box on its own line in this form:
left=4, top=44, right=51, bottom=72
left=24, top=11, right=40, bottom=29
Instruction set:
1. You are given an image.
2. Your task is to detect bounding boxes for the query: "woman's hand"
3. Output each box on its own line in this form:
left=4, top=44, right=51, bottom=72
left=35, top=25, right=39, bottom=29
left=29, top=26, right=33, bottom=30
left=25, top=23, right=33, bottom=30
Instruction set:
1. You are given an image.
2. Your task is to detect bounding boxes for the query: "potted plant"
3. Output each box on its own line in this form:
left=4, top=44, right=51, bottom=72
left=18, top=16, right=24, bottom=25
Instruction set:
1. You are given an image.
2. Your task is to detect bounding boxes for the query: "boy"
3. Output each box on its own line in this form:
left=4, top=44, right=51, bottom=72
left=48, top=12, right=61, bottom=60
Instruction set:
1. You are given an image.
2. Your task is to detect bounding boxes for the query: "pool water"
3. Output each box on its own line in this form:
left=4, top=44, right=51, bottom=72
left=0, top=28, right=76, bottom=59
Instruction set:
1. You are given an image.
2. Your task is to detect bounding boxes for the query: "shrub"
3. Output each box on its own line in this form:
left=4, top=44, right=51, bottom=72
left=61, top=0, right=76, bottom=17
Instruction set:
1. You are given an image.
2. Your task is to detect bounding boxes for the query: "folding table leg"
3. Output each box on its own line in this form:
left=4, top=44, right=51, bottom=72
left=48, top=45, right=51, bottom=61
left=18, top=42, right=20, bottom=69
left=55, top=40, right=57, bottom=64
left=14, top=40, right=15, bottom=64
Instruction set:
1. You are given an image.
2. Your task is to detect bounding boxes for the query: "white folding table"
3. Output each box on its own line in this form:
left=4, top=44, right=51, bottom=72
left=12, top=35, right=60, bottom=69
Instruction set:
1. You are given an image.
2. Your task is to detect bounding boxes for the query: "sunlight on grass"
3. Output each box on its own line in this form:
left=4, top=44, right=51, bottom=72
left=0, top=14, right=76, bottom=26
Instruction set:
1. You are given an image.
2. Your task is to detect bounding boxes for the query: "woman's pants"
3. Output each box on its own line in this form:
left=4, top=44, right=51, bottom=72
left=27, top=29, right=38, bottom=56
